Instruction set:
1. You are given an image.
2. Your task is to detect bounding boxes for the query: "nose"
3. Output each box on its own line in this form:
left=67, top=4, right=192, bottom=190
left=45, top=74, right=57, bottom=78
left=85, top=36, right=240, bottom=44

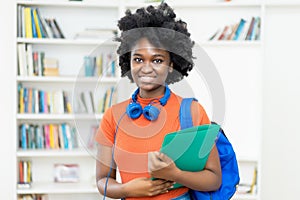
left=141, top=61, right=153, bottom=73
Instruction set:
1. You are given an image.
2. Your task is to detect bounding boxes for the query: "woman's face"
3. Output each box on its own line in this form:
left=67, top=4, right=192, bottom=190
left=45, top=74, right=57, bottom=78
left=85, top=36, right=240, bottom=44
left=130, top=38, right=173, bottom=97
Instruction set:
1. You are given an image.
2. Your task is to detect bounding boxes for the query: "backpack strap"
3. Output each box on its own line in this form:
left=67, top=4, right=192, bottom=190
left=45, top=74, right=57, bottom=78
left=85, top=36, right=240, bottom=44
left=179, top=98, right=197, bottom=130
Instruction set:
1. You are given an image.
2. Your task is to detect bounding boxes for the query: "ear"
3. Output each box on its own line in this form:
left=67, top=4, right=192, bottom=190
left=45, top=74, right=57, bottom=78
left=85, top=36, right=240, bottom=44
left=169, top=62, right=173, bottom=73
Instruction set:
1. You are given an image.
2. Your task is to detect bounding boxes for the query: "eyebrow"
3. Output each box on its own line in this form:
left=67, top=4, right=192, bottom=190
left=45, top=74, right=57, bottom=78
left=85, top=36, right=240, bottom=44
left=132, top=53, right=166, bottom=58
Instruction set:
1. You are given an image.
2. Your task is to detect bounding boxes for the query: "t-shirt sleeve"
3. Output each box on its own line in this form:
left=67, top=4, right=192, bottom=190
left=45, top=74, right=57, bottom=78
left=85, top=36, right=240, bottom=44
left=191, top=101, right=211, bottom=125
left=94, top=107, right=116, bottom=147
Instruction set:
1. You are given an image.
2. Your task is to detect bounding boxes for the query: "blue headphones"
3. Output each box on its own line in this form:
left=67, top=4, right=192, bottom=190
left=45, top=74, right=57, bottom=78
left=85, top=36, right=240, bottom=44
left=126, top=85, right=171, bottom=121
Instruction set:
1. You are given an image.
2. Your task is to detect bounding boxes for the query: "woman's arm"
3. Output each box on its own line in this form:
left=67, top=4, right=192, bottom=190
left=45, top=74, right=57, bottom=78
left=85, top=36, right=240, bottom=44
left=148, top=145, right=222, bottom=191
left=96, top=144, right=125, bottom=198
left=96, top=144, right=174, bottom=199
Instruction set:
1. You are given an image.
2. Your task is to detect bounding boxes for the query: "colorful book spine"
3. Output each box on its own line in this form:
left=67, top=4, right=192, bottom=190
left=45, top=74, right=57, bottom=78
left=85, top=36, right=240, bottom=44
left=233, top=18, right=246, bottom=40
left=24, top=7, right=33, bottom=38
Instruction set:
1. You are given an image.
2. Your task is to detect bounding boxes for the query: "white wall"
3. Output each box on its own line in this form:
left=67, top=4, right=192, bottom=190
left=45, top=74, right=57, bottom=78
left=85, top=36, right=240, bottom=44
left=0, top=0, right=15, bottom=199
left=261, top=6, right=300, bottom=200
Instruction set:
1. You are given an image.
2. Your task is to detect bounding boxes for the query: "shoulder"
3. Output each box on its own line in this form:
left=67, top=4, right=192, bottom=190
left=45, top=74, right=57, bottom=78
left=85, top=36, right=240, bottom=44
left=103, top=99, right=130, bottom=123
left=179, top=97, right=210, bottom=125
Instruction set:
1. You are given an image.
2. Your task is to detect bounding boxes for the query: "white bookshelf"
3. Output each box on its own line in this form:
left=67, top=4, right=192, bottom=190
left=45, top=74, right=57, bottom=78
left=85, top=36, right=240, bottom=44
left=15, top=1, right=120, bottom=200
left=14, top=0, right=263, bottom=200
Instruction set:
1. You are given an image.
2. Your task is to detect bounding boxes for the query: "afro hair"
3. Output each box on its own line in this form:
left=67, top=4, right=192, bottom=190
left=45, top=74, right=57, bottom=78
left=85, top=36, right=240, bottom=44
left=116, top=3, right=195, bottom=84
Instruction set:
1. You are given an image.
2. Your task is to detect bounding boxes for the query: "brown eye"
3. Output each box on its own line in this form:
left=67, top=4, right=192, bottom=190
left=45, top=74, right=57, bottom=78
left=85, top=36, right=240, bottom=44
left=133, top=57, right=143, bottom=63
left=153, top=59, right=163, bottom=64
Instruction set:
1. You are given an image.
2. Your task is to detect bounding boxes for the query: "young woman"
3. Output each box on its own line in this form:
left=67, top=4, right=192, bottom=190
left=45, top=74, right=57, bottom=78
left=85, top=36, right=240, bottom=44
left=95, top=3, right=221, bottom=200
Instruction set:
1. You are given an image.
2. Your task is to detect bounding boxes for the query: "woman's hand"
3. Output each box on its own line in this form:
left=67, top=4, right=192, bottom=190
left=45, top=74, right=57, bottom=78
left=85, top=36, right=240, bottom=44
left=122, top=177, right=174, bottom=197
left=148, top=151, right=180, bottom=181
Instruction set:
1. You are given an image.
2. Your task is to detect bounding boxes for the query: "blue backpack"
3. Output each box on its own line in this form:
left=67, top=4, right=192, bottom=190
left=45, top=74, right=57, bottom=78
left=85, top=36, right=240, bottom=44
left=179, top=98, right=240, bottom=200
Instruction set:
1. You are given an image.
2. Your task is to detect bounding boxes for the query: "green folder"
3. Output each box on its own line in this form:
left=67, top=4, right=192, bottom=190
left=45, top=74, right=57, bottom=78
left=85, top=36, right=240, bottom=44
left=160, top=124, right=220, bottom=189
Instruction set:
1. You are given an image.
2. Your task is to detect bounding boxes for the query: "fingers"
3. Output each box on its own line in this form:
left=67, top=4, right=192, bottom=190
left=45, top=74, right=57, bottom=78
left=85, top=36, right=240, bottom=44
left=148, top=179, right=174, bottom=196
left=148, top=151, right=163, bottom=171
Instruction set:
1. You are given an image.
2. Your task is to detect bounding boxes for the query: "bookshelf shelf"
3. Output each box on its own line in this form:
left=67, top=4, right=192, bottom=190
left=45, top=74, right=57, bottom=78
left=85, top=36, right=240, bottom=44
left=200, top=41, right=262, bottom=47
left=16, top=114, right=102, bottom=120
left=125, top=1, right=261, bottom=9
left=16, top=38, right=118, bottom=46
left=232, top=193, right=258, bottom=200
left=17, top=181, right=98, bottom=194
left=16, top=149, right=95, bottom=157
left=16, top=0, right=119, bottom=8
left=16, top=76, right=119, bottom=83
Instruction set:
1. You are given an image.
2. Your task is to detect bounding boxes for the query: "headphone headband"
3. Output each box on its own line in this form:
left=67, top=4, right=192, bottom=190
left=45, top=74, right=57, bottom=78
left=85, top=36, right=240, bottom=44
left=127, top=85, right=171, bottom=121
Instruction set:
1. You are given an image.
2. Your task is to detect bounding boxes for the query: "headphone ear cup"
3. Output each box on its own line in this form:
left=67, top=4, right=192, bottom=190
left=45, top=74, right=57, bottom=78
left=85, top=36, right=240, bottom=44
left=126, top=103, right=143, bottom=119
left=143, top=104, right=160, bottom=121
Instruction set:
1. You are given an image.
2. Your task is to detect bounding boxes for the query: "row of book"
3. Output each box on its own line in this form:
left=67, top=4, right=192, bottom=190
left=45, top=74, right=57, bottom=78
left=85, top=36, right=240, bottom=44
left=98, top=87, right=118, bottom=114
left=84, top=52, right=117, bottom=78
left=17, top=6, right=64, bottom=39
left=18, top=84, right=118, bottom=114
left=18, top=194, right=48, bottom=200
left=18, top=44, right=59, bottom=77
left=18, top=84, right=72, bottom=114
left=209, top=16, right=261, bottom=41
left=74, top=87, right=117, bottom=114
left=18, top=160, right=32, bottom=186
left=19, top=123, right=78, bottom=150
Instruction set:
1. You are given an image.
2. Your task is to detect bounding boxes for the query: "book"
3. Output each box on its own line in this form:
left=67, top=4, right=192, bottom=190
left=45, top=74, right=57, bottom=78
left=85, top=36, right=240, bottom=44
left=17, top=5, right=23, bottom=37
left=217, top=26, right=230, bottom=40
left=36, top=8, right=53, bottom=38
left=17, top=44, right=27, bottom=76
left=245, top=17, right=256, bottom=40
left=54, top=164, right=79, bottom=182
left=43, top=58, right=59, bottom=76
left=158, top=124, right=220, bottom=189
left=227, top=23, right=239, bottom=40
left=46, top=18, right=60, bottom=38
left=208, top=28, right=221, bottom=41
left=53, top=18, right=65, bottom=38
left=233, top=18, right=246, bottom=40
left=30, top=8, right=38, bottom=38
left=32, top=8, right=43, bottom=38
left=34, top=8, right=47, bottom=38
left=24, top=7, right=33, bottom=38
left=26, top=44, right=34, bottom=76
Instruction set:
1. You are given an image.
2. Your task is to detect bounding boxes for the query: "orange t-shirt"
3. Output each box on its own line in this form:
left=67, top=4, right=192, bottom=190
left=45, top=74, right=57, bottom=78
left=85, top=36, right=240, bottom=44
left=95, top=92, right=210, bottom=200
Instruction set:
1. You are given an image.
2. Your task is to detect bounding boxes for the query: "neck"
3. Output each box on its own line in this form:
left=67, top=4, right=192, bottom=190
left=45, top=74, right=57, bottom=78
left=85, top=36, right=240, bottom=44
left=139, top=85, right=166, bottom=99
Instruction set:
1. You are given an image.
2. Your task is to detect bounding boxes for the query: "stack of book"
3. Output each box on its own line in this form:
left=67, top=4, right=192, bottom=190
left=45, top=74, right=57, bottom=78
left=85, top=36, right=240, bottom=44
left=209, top=16, right=261, bottom=41
left=17, top=6, right=64, bottom=39
left=97, top=87, right=118, bottom=114
left=83, top=52, right=117, bottom=77
left=17, top=44, right=60, bottom=77
left=18, top=84, right=72, bottom=114
left=18, top=160, right=32, bottom=189
left=19, top=123, right=78, bottom=150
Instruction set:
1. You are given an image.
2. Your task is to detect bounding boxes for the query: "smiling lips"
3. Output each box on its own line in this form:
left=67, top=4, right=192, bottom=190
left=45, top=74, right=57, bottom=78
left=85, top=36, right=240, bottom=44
left=139, top=76, right=156, bottom=83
